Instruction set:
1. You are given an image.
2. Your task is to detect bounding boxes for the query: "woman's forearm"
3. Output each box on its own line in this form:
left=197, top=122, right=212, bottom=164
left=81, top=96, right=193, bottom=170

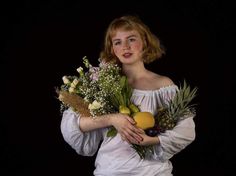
left=79, top=113, right=143, bottom=144
left=79, top=114, right=114, bottom=132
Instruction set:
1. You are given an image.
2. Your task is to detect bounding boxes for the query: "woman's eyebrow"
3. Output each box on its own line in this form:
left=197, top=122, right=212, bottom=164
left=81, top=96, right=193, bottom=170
left=112, top=39, right=121, bottom=42
left=127, top=35, right=137, bottom=38
left=112, top=35, right=138, bottom=42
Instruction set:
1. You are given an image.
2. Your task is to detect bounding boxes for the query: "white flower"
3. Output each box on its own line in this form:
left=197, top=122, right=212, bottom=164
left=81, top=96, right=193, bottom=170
left=88, top=100, right=103, bottom=110
left=69, top=87, right=75, bottom=93
left=62, top=76, right=70, bottom=84
left=77, top=67, right=83, bottom=73
left=77, top=67, right=84, bottom=77
left=58, top=94, right=64, bottom=101
left=71, top=79, right=79, bottom=88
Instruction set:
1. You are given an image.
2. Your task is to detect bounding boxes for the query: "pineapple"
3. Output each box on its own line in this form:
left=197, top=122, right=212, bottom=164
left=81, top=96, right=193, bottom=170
left=156, top=81, right=197, bottom=132
left=156, top=108, right=176, bottom=131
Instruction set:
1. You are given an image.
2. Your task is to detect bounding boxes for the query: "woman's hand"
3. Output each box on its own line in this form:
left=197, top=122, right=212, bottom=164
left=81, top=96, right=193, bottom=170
left=110, top=113, right=143, bottom=144
left=133, top=129, right=160, bottom=146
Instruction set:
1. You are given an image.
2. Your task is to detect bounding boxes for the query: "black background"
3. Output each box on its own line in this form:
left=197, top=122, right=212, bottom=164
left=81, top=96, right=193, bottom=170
left=2, top=0, right=233, bottom=176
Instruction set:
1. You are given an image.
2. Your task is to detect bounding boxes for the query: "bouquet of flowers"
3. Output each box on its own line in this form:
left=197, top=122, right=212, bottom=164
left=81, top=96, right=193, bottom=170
left=56, top=56, right=198, bottom=159
left=57, top=56, right=122, bottom=117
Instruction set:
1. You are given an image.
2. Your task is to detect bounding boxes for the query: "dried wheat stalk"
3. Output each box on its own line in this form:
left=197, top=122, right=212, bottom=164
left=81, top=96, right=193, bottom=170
left=57, top=90, right=91, bottom=117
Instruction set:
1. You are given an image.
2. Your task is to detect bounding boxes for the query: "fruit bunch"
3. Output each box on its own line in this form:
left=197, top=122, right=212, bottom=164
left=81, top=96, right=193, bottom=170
left=135, top=81, right=198, bottom=138
left=107, top=76, right=157, bottom=137
left=107, top=78, right=197, bottom=159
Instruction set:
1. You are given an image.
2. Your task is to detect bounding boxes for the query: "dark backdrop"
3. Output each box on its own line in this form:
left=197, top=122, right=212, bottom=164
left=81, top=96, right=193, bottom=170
left=2, top=1, right=233, bottom=176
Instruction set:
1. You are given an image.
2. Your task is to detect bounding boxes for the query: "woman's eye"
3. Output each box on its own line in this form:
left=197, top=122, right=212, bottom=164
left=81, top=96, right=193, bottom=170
left=129, top=38, right=136, bottom=42
left=114, top=41, right=121, bottom=46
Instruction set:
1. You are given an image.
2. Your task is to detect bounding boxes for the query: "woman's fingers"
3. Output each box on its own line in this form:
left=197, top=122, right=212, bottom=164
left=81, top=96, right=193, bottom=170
left=130, top=127, right=143, bottom=141
left=125, top=116, right=136, bottom=125
left=134, top=127, right=145, bottom=134
left=122, top=126, right=143, bottom=143
left=115, top=114, right=144, bottom=144
left=124, top=133, right=138, bottom=144
left=120, top=134, right=126, bottom=141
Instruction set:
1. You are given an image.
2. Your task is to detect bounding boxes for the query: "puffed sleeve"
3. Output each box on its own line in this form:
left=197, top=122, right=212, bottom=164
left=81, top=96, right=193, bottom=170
left=152, top=86, right=196, bottom=161
left=153, top=115, right=196, bottom=161
left=60, top=108, right=103, bottom=156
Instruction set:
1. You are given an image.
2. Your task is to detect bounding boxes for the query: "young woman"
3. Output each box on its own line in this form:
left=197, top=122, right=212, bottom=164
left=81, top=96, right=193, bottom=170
left=60, top=15, right=195, bottom=175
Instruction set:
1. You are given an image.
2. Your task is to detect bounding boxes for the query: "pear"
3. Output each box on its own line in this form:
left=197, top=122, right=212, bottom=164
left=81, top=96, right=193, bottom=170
left=129, top=103, right=140, bottom=113
left=119, top=105, right=131, bottom=115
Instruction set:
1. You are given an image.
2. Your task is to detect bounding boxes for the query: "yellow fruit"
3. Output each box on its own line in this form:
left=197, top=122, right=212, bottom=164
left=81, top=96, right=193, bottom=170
left=133, top=112, right=155, bottom=130
left=119, top=105, right=131, bottom=115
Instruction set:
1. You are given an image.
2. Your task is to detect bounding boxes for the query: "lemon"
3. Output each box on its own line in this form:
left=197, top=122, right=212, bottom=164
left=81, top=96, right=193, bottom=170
left=133, top=112, right=155, bottom=130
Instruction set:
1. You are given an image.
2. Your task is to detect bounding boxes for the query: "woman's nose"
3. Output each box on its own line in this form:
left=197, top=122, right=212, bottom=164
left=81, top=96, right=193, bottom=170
left=123, top=41, right=130, bottom=49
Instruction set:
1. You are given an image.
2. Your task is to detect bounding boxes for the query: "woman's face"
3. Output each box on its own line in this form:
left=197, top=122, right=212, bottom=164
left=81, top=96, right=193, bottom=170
left=111, top=30, right=144, bottom=65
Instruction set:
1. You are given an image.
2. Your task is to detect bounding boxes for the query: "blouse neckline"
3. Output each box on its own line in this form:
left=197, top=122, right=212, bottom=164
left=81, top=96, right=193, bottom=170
left=133, top=84, right=178, bottom=93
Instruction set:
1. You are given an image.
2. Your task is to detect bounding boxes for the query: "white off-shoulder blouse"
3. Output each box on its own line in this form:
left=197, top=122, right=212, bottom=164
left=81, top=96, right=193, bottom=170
left=60, top=85, right=196, bottom=176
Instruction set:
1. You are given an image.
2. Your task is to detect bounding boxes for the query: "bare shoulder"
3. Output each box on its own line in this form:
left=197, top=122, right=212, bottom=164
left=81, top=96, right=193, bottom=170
left=157, top=75, right=174, bottom=87
left=148, top=71, right=175, bottom=89
left=133, top=70, right=175, bottom=90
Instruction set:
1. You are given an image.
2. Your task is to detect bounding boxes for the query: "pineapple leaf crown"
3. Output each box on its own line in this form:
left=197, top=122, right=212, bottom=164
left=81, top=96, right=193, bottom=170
left=168, top=80, right=198, bottom=121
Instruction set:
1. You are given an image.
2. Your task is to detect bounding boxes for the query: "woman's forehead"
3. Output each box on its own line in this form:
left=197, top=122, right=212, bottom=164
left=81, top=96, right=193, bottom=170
left=110, top=28, right=139, bottom=38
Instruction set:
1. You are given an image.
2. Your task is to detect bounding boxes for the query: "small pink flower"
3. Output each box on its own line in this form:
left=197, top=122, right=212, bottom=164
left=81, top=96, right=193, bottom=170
left=89, top=67, right=99, bottom=81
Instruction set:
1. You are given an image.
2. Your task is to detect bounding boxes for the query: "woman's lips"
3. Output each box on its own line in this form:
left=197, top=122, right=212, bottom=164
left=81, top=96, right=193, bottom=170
left=123, top=53, right=132, bottom=58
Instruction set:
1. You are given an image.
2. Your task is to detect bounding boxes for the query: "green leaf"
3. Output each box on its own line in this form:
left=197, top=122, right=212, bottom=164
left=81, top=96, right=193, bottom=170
left=107, top=127, right=117, bottom=137
left=131, top=144, right=154, bottom=159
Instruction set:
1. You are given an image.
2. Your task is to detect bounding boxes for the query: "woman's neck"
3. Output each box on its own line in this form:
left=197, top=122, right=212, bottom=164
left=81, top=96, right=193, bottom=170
left=122, top=61, right=147, bottom=84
